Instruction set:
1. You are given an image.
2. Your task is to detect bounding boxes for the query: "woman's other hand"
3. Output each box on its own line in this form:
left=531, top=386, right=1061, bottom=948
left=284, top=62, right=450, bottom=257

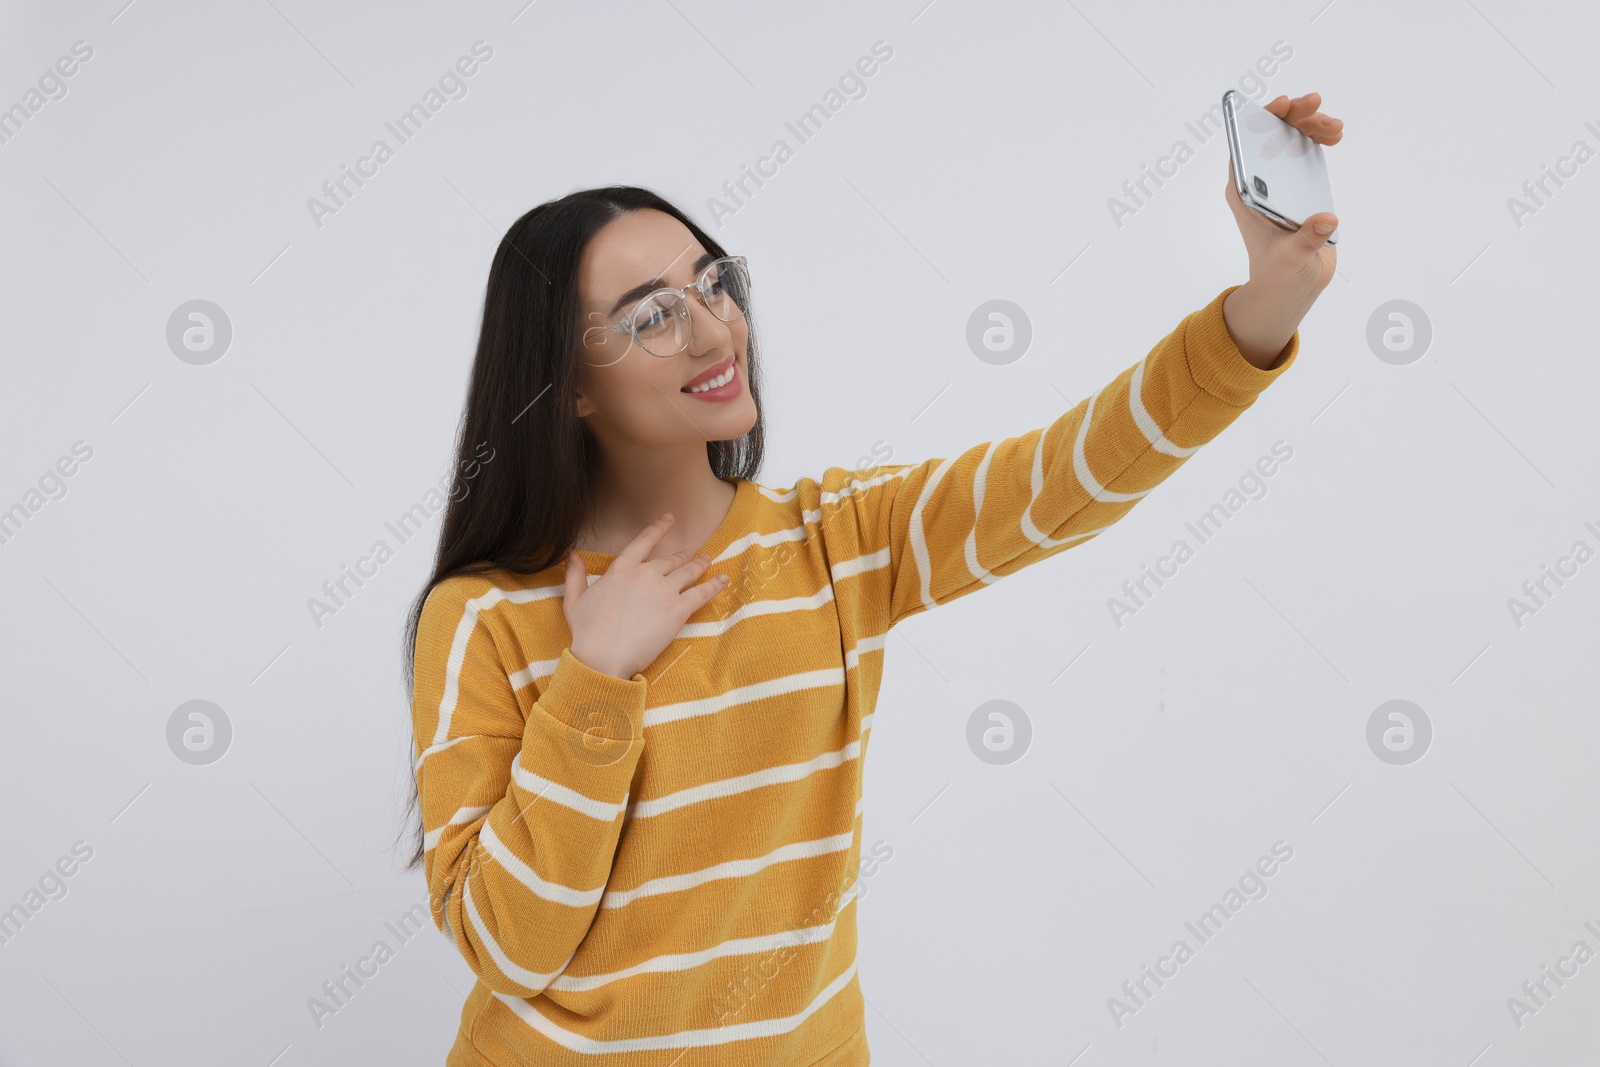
left=564, top=513, right=730, bottom=680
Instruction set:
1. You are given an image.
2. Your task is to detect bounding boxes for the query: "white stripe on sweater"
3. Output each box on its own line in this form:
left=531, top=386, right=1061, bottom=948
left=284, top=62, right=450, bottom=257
left=548, top=893, right=858, bottom=993
left=601, top=831, right=855, bottom=908
left=831, top=546, right=889, bottom=582
left=758, top=466, right=908, bottom=512
left=676, top=585, right=834, bottom=639
left=908, top=457, right=958, bottom=612
left=1021, top=404, right=1118, bottom=550
left=819, top=467, right=910, bottom=509
left=505, top=723, right=871, bottom=832
left=627, top=740, right=862, bottom=819
left=511, top=759, right=627, bottom=821
left=480, top=821, right=606, bottom=907
left=508, top=655, right=560, bottom=691
left=1130, top=357, right=1201, bottom=458
left=644, top=666, right=845, bottom=728
left=1073, top=390, right=1151, bottom=503
left=756, top=483, right=798, bottom=503
left=415, top=733, right=492, bottom=771
left=423, top=804, right=493, bottom=851
left=492, top=956, right=860, bottom=1053
left=845, top=633, right=886, bottom=670
left=963, top=442, right=1001, bottom=588
left=509, top=587, right=836, bottom=694
left=434, top=585, right=560, bottom=744
left=713, top=523, right=812, bottom=563
left=464, top=870, right=579, bottom=992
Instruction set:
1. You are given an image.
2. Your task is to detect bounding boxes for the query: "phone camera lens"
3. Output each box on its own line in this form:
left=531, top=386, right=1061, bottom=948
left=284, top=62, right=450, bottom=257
left=1252, top=176, right=1269, bottom=199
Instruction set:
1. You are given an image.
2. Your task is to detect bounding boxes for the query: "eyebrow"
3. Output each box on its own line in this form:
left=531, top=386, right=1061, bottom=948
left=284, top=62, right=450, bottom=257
left=606, top=251, right=719, bottom=318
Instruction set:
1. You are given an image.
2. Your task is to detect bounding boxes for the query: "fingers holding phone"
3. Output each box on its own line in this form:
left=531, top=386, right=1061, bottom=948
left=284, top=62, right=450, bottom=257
left=1262, top=92, right=1344, bottom=145
left=1223, top=88, right=1341, bottom=293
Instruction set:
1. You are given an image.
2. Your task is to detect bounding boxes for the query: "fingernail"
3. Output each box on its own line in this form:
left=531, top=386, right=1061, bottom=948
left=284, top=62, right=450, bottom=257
left=1314, top=222, right=1334, bottom=235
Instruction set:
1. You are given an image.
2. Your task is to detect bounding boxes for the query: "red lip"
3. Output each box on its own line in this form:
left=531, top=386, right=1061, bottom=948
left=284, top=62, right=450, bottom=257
left=681, top=354, right=737, bottom=391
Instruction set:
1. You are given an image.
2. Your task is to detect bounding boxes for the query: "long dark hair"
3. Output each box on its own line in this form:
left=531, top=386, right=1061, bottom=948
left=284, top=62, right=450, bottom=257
left=393, top=185, right=766, bottom=871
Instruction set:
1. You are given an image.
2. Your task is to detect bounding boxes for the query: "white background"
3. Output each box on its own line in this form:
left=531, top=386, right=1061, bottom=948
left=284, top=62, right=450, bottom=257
left=2, top=1, right=1598, bottom=1064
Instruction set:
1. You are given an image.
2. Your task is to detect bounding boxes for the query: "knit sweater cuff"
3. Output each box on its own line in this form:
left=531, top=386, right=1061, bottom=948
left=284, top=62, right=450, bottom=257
left=536, top=647, right=648, bottom=740
left=1183, top=284, right=1300, bottom=406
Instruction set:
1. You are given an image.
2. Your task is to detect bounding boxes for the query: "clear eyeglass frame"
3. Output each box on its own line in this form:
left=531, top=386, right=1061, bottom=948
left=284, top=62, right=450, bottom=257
left=607, top=254, right=750, bottom=358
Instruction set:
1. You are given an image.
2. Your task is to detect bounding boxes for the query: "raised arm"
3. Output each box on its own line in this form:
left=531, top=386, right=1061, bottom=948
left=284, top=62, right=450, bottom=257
left=819, top=91, right=1342, bottom=628
left=411, top=578, right=647, bottom=997
left=822, top=284, right=1297, bottom=629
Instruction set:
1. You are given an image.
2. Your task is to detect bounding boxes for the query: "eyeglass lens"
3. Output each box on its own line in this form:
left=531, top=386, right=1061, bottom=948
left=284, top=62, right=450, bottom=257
left=630, top=258, right=750, bottom=357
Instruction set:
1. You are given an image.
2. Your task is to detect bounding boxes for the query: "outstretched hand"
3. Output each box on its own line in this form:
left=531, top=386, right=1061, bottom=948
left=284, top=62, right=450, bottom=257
left=1220, top=91, right=1344, bottom=367
left=1225, top=91, right=1342, bottom=297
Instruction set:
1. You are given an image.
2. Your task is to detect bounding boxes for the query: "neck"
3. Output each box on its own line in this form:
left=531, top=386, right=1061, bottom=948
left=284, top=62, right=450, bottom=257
left=578, top=444, right=735, bottom=557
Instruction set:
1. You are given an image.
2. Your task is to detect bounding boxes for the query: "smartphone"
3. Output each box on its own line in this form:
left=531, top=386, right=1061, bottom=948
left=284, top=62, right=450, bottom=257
left=1222, top=89, right=1337, bottom=245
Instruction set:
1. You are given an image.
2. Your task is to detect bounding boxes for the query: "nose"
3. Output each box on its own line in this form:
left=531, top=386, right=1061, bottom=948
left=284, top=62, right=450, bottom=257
left=682, top=292, right=733, bottom=357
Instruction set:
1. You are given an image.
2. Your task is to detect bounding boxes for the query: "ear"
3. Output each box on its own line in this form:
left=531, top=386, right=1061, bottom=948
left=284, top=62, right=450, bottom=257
left=575, top=321, right=602, bottom=419
left=573, top=364, right=596, bottom=417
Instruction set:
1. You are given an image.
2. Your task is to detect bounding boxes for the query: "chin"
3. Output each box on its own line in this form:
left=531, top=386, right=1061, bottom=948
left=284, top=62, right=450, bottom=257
left=712, top=402, right=759, bottom=440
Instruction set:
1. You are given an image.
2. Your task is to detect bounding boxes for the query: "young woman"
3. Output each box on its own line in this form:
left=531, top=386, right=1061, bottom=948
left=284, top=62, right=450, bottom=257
left=401, top=93, right=1343, bottom=1066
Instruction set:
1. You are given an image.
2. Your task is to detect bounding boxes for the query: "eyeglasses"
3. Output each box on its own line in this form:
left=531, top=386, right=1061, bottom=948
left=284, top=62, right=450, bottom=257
left=608, top=255, right=751, bottom=358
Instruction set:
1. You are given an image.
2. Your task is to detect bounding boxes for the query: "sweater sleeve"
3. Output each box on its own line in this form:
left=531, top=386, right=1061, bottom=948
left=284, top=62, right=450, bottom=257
left=822, top=285, right=1298, bottom=629
left=411, top=578, right=648, bottom=997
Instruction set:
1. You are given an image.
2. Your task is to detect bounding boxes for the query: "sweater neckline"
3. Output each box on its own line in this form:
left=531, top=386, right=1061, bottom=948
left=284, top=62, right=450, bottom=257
left=571, top=477, right=757, bottom=569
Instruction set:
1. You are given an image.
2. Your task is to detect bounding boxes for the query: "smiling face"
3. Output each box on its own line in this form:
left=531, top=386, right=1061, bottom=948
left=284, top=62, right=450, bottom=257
left=575, top=209, right=758, bottom=459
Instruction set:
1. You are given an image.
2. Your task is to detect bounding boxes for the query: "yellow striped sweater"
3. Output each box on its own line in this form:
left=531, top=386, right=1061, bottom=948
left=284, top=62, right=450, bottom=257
left=411, top=284, right=1298, bottom=1065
